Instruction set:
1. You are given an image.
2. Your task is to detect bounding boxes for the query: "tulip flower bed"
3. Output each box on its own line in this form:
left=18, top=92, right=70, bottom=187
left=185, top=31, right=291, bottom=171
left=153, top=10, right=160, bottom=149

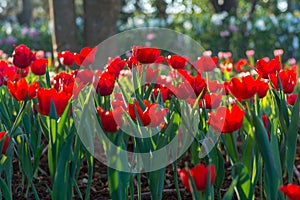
left=0, top=43, right=300, bottom=200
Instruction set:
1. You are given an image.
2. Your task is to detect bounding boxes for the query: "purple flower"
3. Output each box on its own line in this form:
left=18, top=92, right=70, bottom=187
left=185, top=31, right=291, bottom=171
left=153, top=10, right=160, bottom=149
left=29, top=29, right=39, bottom=38
left=228, top=25, right=239, bottom=32
left=21, top=27, right=29, bottom=35
left=5, top=36, right=17, bottom=45
left=45, top=52, right=52, bottom=58
left=220, top=30, right=230, bottom=37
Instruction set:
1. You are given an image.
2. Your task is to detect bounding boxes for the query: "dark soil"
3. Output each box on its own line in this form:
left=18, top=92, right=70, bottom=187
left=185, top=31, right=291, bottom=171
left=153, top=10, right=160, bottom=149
left=11, top=142, right=300, bottom=200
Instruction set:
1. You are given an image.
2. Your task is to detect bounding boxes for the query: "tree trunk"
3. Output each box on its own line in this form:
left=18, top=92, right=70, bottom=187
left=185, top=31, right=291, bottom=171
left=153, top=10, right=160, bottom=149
left=17, top=0, right=32, bottom=25
left=49, top=0, right=78, bottom=67
left=210, top=0, right=238, bottom=14
left=83, top=0, right=121, bottom=47
left=287, top=0, right=294, bottom=12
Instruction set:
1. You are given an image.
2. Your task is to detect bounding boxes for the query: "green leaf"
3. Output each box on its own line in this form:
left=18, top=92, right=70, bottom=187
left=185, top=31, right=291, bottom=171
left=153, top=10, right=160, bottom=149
left=0, top=178, right=12, bottom=200
left=72, top=178, right=83, bottom=199
left=222, top=177, right=238, bottom=200
left=108, top=167, right=129, bottom=200
left=270, top=119, right=285, bottom=199
left=10, top=101, right=28, bottom=136
left=286, top=92, right=300, bottom=182
left=252, top=112, right=279, bottom=199
left=231, top=163, right=253, bottom=199
left=187, top=169, right=200, bottom=200
left=147, top=168, right=166, bottom=200
left=84, top=151, right=93, bottom=200
left=212, top=148, right=224, bottom=192
left=49, top=99, right=58, bottom=120
left=221, top=133, right=238, bottom=163
left=57, top=99, right=72, bottom=135
left=271, top=89, right=288, bottom=134
left=46, top=65, right=51, bottom=88
left=52, top=131, right=75, bottom=200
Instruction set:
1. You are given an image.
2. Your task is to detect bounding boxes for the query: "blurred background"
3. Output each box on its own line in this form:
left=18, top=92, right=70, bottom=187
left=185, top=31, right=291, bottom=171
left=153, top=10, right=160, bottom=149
left=0, top=0, right=299, bottom=61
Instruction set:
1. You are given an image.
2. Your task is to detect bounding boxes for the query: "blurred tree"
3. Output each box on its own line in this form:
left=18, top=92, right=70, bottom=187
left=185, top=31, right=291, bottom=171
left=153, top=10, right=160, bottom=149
left=210, top=0, right=238, bottom=14
left=83, top=0, right=121, bottom=46
left=49, top=0, right=78, bottom=67
left=17, top=0, right=32, bottom=25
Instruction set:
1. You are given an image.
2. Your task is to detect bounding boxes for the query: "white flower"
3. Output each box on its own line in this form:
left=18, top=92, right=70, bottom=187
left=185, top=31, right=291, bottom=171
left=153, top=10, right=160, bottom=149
left=255, top=19, right=266, bottom=31
left=293, top=36, right=299, bottom=49
left=211, top=11, right=228, bottom=26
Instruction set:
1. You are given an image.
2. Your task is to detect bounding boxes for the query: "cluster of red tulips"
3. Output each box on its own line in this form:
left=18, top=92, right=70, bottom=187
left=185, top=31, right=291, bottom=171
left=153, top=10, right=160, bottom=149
left=0, top=43, right=299, bottom=200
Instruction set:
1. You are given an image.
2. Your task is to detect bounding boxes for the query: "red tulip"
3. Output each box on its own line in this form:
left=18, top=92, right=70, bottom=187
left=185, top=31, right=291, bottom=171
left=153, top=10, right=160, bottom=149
left=0, top=63, right=27, bottom=84
left=132, top=46, right=160, bottom=64
left=16, top=66, right=30, bottom=79
left=178, top=70, right=207, bottom=98
left=30, top=58, right=48, bottom=75
left=152, top=85, right=173, bottom=102
left=97, top=107, right=123, bottom=132
left=287, top=94, right=298, bottom=105
left=105, top=57, right=127, bottom=77
left=75, top=47, right=97, bottom=66
left=62, top=81, right=85, bottom=99
left=53, top=72, right=75, bottom=92
left=0, top=61, right=10, bottom=85
left=2, top=66, right=17, bottom=84
left=128, top=100, right=150, bottom=126
left=234, top=58, right=250, bottom=71
left=146, top=67, right=159, bottom=83
left=203, top=93, right=222, bottom=109
left=37, top=88, right=71, bottom=117
left=256, top=56, right=280, bottom=79
left=222, top=81, right=230, bottom=95
left=228, top=75, right=257, bottom=100
left=96, top=71, right=116, bottom=96
left=0, top=132, right=10, bottom=155
left=128, top=100, right=168, bottom=127
left=172, top=82, right=194, bottom=100
left=75, top=69, right=95, bottom=85
left=178, top=164, right=215, bottom=192
left=270, top=70, right=296, bottom=94
left=167, top=55, right=187, bottom=69
left=256, top=79, right=269, bottom=98
left=127, top=56, right=138, bottom=69
left=206, top=80, right=223, bottom=93
left=194, top=56, right=218, bottom=72
left=12, top=44, right=35, bottom=69
left=146, top=104, right=168, bottom=127
left=185, top=73, right=207, bottom=98
left=58, top=51, right=75, bottom=66
left=208, top=104, right=245, bottom=133
left=280, top=184, right=300, bottom=200
left=7, top=78, right=39, bottom=101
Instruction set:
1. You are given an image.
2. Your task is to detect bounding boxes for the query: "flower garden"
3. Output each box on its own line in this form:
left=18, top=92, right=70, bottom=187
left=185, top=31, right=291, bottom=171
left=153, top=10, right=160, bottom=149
left=0, top=41, right=299, bottom=200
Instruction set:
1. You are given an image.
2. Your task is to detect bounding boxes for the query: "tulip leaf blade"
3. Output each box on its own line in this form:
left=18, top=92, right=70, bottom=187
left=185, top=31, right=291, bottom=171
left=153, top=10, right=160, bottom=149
left=0, top=178, right=11, bottom=200
left=57, top=99, right=72, bottom=136
left=286, top=92, right=300, bottom=182
left=252, top=112, right=278, bottom=200
left=222, top=177, right=238, bottom=200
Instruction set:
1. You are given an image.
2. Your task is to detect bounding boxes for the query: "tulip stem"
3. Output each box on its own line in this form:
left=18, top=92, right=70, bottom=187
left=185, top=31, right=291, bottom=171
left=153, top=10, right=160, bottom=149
left=198, top=191, right=204, bottom=200
left=259, top=161, right=263, bottom=200
left=137, top=173, right=142, bottom=200
left=129, top=174, right=134, bottom=200
left=10, top=100, right=27, bottom=135
left=173, top=162, right=182, bottom=200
